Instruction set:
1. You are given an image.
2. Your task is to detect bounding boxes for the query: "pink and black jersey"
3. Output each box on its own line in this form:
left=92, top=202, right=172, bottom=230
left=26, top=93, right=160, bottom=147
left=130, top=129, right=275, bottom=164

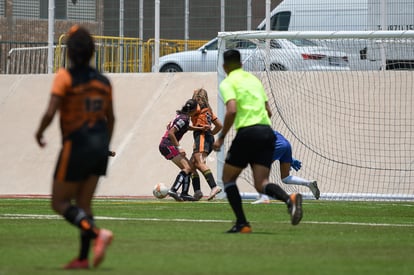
left=160, top=113, right=190, bottom=146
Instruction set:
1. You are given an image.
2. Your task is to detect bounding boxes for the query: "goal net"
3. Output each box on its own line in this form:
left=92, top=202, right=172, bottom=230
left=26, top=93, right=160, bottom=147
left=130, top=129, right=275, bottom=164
left=216, top=30, right=414, bottom=201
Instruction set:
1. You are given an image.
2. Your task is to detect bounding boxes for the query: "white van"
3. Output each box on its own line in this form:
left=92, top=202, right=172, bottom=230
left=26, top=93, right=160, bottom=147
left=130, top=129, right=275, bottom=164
left=256, top=0, right=414, bottom=70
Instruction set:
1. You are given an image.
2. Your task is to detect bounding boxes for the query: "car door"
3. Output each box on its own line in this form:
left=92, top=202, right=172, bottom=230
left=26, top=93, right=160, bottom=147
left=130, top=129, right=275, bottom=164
left=192, top=39, right=219, bottom=72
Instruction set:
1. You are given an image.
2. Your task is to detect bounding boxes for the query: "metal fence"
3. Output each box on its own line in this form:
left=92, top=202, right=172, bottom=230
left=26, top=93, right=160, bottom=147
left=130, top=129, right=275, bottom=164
left=5, top=35, right=208, bottom=74
left=0, top=42, right=47, bottom=74
left=0, top=1, right=280, bottom=74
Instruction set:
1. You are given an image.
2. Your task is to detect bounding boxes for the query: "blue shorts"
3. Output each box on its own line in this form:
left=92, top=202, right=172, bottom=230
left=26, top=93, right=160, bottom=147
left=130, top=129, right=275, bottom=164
left=273, top=131, right=292, bottom=164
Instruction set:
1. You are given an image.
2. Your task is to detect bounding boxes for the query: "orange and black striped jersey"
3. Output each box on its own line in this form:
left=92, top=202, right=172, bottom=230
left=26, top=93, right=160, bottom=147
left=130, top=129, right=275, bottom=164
left=191, top=105, right=217, bottom=128
left=51, top=67, right=112, bottom=138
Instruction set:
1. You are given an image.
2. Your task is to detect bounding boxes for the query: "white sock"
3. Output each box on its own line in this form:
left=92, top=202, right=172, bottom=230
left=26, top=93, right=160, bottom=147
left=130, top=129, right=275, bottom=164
left=260, top=194, right=270, bottom=200
left=282, top=175, right=310, bottom=186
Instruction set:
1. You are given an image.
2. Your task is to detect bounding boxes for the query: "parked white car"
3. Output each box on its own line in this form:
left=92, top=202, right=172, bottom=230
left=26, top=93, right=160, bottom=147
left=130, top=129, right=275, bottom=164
left=152, top=37, right=350, bottom=72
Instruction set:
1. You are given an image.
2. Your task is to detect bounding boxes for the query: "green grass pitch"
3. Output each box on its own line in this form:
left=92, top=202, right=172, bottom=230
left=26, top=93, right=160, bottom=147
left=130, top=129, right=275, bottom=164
left=0, top=198, right=413, bottom=275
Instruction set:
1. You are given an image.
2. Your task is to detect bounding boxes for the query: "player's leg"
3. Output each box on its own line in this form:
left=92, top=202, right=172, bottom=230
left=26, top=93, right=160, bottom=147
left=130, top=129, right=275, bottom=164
left=169, top=155, right=194, bottom=201
left=280, top=162, right=320, bottom=199
left=190, top=154, right=203, bottom=200
left=222, top=163, right=251, bottom=233
left=78, top=175, right=112, bottom=268
left=51, top=179, right=94, bottom=269
left=253, top=126, right=303, bottom=225
left=193, top=151, right=221, bottom=200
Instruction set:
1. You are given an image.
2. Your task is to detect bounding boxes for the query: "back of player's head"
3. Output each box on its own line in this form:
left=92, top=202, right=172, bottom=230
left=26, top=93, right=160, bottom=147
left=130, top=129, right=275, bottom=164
left=223, top=49, right=241, bottom=72
left=192, top=88, right=210, bottom=109
left=223, top=49, right=241, bottom=65
left=179, top=99, right=197, bottom=114
left=66, top=25, right=95, bottom=67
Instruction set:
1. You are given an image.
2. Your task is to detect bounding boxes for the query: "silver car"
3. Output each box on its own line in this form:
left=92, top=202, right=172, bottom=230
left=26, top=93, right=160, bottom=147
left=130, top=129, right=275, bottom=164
left=153, top=37, right=350, bottom=72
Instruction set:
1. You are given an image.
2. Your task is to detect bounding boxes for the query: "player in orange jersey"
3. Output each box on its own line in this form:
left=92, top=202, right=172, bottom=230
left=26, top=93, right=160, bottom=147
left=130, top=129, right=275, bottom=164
left=35, top=25, right=115, bottom=269
left=190, top=88, right=223, bottom=201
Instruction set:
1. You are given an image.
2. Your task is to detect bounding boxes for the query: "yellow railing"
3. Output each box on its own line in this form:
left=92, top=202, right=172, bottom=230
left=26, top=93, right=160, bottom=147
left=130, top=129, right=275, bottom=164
left=56, top=34, right=208, bottom=72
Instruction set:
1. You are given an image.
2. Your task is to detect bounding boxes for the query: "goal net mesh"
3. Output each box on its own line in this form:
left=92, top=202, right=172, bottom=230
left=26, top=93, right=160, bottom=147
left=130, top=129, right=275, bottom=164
left=217, top=31, right=414, bottom=201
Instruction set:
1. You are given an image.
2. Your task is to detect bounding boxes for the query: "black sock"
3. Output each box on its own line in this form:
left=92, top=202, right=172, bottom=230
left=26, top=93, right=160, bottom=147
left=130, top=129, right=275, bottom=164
left=63, top=205, right=98, bottom=239
left=203, top=169, right=217, bottom=189
left=171, top=171, right=186, bottom=191
left=191, top=174, right=201, bottom=192
left=263, top=183, right=290, bottom=203
left=79, top=215, right=94, bottom=260
left=181, top=173, right=191, bottom=195
left=224, top=183, right=247, bottom=225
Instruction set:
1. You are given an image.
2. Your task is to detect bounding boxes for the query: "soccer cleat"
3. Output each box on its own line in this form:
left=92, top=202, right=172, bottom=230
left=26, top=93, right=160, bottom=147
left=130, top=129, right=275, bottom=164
left=251, top=198, right=270, bottom=204
left=193, top=190, right=203, bottom=201
left=226, top=222, right=252, bottom=233
left=308, top=181, right=320, bottom=200
left=167, top=190, right=184, bottom=202
left=288, top=193, right=303, bottom=226
left=93, top=229, right=113, bottom=268
left=64, top=258, right=89, bottom=269
left=180, top=193, right=197, bottom=201
left=207, top=186, right=222, bottom=201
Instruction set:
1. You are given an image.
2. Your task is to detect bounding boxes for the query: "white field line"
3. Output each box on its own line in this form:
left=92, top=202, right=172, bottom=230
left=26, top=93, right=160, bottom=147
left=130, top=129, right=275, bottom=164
left=1, top=214, right=414, bottom=227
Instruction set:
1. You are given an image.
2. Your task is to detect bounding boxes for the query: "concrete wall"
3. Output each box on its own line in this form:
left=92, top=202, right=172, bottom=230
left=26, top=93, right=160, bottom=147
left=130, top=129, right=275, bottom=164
left=0, top=72, right=229, bottom=197
left=2, top=71, right=413, bottom=199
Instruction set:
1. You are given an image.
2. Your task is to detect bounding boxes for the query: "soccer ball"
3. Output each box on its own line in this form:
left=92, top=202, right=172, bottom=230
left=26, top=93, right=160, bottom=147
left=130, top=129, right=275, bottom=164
left=153, top=183, right=169, bottom=199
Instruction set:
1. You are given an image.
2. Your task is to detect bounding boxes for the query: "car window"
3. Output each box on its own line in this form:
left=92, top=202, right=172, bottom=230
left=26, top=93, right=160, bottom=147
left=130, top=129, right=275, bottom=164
left=203, top=39, right=257, bottom=51
left=204, top=39, right=218, bottom=50
left=288, top=39, right=318, bottom=47
left=227, top=39, right=256, bottom=49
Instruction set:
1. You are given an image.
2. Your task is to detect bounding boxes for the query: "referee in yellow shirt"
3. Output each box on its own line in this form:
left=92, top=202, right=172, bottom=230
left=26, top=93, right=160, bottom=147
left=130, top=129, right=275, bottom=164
left=213, top=49, right=303, bottom=233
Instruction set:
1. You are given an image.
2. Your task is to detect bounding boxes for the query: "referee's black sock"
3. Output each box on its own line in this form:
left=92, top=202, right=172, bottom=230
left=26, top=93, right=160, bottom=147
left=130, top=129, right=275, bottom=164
left=263, top=183, right=290, bottom=203
left=224, top=182, right=247, bottom=225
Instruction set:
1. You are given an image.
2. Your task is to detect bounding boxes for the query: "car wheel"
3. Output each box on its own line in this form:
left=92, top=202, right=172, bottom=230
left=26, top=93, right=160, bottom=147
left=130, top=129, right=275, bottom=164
left=160, top=64, right=183, bottom=72
left=270, top=63, right=286, bottom=71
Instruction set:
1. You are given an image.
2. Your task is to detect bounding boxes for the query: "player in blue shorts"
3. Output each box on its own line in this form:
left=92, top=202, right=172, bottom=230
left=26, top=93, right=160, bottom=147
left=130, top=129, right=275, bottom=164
left=252, top=130, right=320, bottom=204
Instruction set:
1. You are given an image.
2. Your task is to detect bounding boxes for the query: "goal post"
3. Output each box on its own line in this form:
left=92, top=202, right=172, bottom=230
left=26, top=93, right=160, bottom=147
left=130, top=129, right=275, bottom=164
left=216, top=30, right=414, bottom=201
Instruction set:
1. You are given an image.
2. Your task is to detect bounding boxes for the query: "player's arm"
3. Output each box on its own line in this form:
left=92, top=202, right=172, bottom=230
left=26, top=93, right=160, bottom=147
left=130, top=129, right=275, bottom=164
left=211, top=115, right=223, bottom=136
left=35, top=94, right=62, bottom=147
left=220, top=99, right=236, bottom=138
left=265, top=101, right=272, bottom=118
left=188, top=125, right=206, bottom=131
left=167, top=126, right=185, bottom=155
left=106, top=99, right=115, bottom=143
left=213, top=99, right=236, bottom=151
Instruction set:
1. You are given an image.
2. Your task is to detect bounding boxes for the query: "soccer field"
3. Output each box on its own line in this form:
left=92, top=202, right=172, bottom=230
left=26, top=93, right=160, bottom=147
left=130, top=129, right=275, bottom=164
left=0, top=198, right=413, bottom=275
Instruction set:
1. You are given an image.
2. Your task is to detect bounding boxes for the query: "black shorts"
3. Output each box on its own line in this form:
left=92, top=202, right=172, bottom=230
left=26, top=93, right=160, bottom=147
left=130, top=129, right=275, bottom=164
left=54, top=123, right=110, bottom=182
left=193, top=130, right=214, bottom=155
left=225, top=125, right=275, bottom=169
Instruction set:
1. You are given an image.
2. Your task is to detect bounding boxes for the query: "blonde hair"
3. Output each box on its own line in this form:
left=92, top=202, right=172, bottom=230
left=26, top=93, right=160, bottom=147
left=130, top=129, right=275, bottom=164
left=192, top=88, right=210, bottom=109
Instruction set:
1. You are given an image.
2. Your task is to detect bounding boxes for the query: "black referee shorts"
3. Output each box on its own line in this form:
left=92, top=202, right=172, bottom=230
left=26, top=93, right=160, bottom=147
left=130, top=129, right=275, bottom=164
left=225, top=125, right=275, bottom=169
